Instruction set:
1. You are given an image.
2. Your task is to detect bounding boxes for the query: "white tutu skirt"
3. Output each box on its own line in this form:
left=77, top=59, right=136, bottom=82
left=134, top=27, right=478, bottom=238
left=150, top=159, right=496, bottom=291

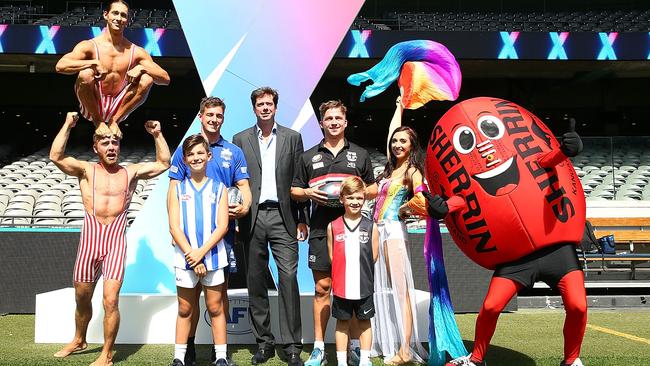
left=371, top=220, right=428, bottom=363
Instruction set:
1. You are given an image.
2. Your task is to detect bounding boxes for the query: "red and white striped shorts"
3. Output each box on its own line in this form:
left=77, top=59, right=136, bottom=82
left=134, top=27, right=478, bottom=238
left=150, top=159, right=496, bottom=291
left=77, top=82, right=132, bottom=124
left=73, top=210, right=128, bottom=283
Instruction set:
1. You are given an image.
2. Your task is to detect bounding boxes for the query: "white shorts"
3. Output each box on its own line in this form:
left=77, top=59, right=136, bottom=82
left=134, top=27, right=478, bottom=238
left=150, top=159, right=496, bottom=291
left=175, top=267, right=225, bottom=288
left=377, top=219, right=407, bottom=242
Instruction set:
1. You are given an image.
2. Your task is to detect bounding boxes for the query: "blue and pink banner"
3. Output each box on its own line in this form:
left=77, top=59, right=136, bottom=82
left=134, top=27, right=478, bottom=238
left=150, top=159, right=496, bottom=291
left=121, top=0, right=364, bottom=294
left=2, top=24, right=650, bottom=60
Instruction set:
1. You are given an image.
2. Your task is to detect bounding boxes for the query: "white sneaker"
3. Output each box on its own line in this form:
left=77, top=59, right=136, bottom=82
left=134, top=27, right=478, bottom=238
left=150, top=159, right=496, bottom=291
left=446, top=354, right=486, bottom=366
left=560, top=358, right=584, bottom=366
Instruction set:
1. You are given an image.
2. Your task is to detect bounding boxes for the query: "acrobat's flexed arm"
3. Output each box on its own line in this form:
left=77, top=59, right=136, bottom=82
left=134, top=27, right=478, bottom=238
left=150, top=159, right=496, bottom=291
left=129, top=120, right=171, bottom=180
left=127, top=47, right=170, bottom=85
left=55, top=40, right=107, bottom=78
left=49, top=112, right=89, bottom=178
left=538, top=118, right=583, bottom=168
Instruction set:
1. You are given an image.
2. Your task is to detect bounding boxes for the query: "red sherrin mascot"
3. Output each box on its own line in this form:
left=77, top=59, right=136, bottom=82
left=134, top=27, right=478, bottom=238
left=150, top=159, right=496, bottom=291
left=427, top=97, right=585, bottom=268
left=425, top=97, right=588, bottom=366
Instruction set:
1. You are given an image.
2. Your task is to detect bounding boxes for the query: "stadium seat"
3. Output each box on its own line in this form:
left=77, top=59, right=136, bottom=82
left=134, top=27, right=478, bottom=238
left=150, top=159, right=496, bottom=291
left=62, top=199, right=84, bottom=211
left=128, top=201, right=143, bottom=212
left=34, top=217, right=65, bottom=225
left=11, top=195, right=35, bottom=206
left=62, top=202, right=85, bottom=214
left=34, top=208, right=63, bottom=217
left=1, top=215, right=31, bottom=225
left=586, top=196, right=609, bottom=201
left=4, top=172, right=24, bottom=181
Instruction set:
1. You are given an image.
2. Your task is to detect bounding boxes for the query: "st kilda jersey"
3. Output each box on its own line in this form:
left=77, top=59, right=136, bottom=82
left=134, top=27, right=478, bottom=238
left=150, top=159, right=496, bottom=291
left=293, top=139, right=375, bottom=239
left=331, top=216, right=375, bottom=300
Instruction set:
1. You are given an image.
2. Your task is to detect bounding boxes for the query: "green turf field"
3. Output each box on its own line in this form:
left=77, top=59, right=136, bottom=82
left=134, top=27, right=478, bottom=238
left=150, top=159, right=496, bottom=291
left=1, top=309, right=649, bottom=365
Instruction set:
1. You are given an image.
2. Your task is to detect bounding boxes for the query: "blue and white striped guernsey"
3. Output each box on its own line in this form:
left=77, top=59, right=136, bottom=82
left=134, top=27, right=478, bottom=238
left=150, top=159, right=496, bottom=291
left=175, top=177, right=228, bottom=271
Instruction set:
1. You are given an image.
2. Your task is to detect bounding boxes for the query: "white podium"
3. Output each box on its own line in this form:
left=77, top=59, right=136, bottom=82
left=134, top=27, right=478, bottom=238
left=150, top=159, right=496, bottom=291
left=35, top=282, right=431, bottom=344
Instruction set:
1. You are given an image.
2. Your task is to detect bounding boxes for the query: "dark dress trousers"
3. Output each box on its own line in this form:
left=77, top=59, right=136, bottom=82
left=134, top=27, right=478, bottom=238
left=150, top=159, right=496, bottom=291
left=232, top=124, right=307, bottom=354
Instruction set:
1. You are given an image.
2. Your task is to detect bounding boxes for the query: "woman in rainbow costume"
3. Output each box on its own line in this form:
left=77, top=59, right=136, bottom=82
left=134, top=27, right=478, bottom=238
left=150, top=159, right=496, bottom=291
left=348, top=39, right=467, bottom=366
left=370, top=96, right=428, bottom=365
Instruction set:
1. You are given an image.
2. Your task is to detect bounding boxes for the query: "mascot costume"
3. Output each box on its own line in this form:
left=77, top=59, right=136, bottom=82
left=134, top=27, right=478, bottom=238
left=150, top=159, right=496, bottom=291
left=427, top=98, right=587, bottom=366
left=349, top=40, right=588, bottom=366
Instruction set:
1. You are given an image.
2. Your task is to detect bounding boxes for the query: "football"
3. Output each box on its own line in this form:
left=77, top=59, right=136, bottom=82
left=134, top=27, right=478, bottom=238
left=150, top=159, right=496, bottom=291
left=227, top=187, right=243, bottom=205
left=315, top=181, right=343, bottom=207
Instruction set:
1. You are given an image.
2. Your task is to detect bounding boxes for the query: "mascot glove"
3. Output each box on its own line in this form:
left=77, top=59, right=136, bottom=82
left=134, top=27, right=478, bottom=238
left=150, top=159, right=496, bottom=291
left=423, top=191, right=449, bottom=219
left=560, top=131, right=583, bottom=157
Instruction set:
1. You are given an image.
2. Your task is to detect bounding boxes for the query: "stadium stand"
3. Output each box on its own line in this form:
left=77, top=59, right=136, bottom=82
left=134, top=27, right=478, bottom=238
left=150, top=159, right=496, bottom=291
left=0, top=147, right=157, bottom=227
left=0, top=4, right=43, bottom=25
left=352, top=10, right=650, bottom=32
left=4, top=139, right=650, bottom=228
left=30, top=7, right=181, bottom=28
left=0, top=4, right=180, bottom=28
left=571, top=138, right=650, bottom=201
left=3, top=4, right=650, bottom=32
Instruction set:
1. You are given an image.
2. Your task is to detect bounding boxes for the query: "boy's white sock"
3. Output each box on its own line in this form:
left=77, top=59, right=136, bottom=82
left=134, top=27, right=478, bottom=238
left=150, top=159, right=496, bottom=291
left=360, top=349, right=371, bottom=364
left=314, top=340, right=325, bottom=351
left=336, top=351, right=347, bottom=366
left=174, top=344, right=187, bottom=361
left=214, top=344, right=227, bottom=361
left=350, top=339, right=360, bottom=349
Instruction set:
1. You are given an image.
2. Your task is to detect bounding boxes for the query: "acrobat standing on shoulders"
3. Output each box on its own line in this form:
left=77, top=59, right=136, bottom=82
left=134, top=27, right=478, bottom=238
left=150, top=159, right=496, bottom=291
left=56, top=0, right=170, bottom=138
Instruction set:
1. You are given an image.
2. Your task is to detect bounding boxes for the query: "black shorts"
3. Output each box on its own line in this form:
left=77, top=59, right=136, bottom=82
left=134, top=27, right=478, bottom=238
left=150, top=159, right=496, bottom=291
left=494, top=243, right=582, bottom=289
left=308, top=236, right=331, bottom=272
left=332, top=295, right=375, bottom=320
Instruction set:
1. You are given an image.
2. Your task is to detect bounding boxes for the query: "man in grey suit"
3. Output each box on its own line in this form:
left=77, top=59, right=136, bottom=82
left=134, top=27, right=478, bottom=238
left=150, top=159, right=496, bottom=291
left=232, top=87, right=308, bottom=366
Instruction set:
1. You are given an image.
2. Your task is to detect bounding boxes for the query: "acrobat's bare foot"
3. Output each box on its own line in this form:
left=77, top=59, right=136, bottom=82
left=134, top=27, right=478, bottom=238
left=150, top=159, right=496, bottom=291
left=107, top=122, right=123, bottom=140
left=89, top=352, right=113, bottom=366
left=95, top=122, right=112, bottom=138
left=53, top=340, right=87, bottom=358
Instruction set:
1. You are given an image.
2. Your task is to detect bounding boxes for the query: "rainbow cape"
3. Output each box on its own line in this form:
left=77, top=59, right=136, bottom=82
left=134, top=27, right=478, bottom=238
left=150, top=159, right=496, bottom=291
left=347, top=39, right=462, bottom=108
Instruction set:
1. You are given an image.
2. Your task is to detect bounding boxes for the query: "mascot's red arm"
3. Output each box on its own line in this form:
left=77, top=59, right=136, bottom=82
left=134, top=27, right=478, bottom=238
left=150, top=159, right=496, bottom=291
left=446, top=195, right=466, bottom=214
left=539, top=118, right=583, bottom=168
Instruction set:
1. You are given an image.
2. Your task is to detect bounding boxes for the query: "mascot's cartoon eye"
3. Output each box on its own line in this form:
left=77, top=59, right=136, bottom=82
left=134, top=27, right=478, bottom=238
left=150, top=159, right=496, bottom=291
left=477, top=115, right=505, bottom=139
left=453, top=126, right=476, bottom=154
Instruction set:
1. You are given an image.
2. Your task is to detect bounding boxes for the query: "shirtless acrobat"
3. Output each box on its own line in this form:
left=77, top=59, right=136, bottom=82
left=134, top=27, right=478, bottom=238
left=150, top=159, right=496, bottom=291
left=49, top=112, right=171, bottom=366
left=55, top=0, right=170, bottom=139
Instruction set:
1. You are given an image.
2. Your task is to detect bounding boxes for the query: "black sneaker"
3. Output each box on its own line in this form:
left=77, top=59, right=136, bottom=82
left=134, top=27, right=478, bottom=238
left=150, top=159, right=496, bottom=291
left=213, top=358, right=229, bottom=366
left=171, top=358, right=184, bottom=366
left=288, top=352, right=304, bottom=366
left=251, top=347, right=275, bottom=365
left=210, top=349, right=237, bottom=366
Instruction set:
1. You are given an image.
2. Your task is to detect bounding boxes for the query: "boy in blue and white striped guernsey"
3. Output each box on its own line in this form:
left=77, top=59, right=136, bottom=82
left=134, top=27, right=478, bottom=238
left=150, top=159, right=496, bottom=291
left=168, top=134, right=230, bottom=366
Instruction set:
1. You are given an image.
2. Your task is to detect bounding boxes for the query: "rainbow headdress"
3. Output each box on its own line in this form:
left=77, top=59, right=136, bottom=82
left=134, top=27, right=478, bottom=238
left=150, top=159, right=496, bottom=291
left=347, top=39, right=461, bottom=108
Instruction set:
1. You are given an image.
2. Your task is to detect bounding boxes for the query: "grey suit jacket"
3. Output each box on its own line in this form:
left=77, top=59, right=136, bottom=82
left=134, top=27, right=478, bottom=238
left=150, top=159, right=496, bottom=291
left=232, top=124, right=308, bottom=240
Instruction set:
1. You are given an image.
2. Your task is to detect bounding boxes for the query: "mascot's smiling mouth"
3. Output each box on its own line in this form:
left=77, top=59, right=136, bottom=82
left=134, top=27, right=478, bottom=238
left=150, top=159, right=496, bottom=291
left=472, top=156, right=520, bottom=196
